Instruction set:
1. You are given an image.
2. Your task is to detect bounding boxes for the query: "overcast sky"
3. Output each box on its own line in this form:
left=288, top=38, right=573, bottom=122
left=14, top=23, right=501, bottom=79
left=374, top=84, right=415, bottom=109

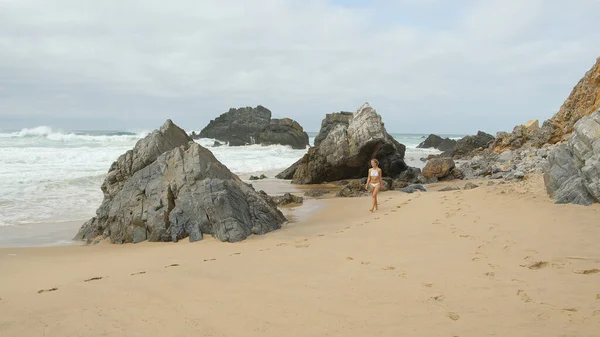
left=1, top=0, right=599, bottom=134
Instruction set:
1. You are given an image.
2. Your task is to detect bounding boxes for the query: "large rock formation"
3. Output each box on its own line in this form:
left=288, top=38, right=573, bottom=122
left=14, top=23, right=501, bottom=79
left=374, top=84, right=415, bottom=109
left=448, top=131, right=494, bottom=158
left=281, top=103, right=408, bottom=184
left=492, top=57, right=600, bottom=151
left=196, top=106, right=309, bottom=149
left=313, top=111, right=353, bottom=147
left=544, top=109, right=600, bottom=205
left=422, top=158, right=458, bottom=181
left=417, top=134, right=457, bottom=152
left=75, top=120, right=286, bottom=244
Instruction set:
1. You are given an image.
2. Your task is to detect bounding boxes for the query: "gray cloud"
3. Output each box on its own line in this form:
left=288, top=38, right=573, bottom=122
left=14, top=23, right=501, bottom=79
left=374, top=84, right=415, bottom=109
left=1, top=0, right=599, bottom=134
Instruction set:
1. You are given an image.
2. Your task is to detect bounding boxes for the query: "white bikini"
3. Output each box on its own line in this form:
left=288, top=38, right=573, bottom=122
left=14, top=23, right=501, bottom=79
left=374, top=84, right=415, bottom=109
left=370, top=169, right=380, bottom=188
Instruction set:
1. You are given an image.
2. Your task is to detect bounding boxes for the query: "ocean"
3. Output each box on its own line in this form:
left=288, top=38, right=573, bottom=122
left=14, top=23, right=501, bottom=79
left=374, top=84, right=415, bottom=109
left=0, top=127, right=461, bottom=245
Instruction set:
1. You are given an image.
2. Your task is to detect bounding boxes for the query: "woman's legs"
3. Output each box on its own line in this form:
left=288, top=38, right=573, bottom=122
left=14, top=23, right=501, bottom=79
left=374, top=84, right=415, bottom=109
left=373, top=184, right=381, bottom=210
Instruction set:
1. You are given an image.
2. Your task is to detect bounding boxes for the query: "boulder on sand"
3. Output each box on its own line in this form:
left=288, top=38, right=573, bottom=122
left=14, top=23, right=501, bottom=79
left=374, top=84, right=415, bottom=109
left=281, top=103, right=408, bottom=184
left=544, top=109, right=600, bottom=205
left=75, top=120, right=286, bottom=244
left=196, top=106, right=309, bottom=149
left=422, top=158, right=456, bottom=181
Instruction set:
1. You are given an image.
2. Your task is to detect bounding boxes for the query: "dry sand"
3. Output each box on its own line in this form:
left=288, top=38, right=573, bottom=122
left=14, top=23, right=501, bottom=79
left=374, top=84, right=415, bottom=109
left=1, top=175, right=599, bottom=336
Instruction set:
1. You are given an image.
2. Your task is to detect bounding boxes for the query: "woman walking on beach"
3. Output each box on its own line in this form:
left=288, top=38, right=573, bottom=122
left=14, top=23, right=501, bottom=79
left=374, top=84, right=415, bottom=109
left=365, top=159, right=382, bottom=212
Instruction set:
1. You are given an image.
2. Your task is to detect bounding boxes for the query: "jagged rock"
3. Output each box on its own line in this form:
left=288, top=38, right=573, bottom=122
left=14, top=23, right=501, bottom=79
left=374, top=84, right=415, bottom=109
left=439, top=186, right=460, bottom=192
left=272, top=193, right=304, bottom=206
left=213, top=141, right=223, bottom=147
left=545, top=109, right=600, bottom=205
left=250, top=175, right=260, bottom=181
left=196, top=106, right=309, bottom=149
left=422, top=158, right=456, bottom=181
left=75, top=121, right=286, bottom=244
left=492, top=57, right=600, bottom=151
left=464, top=182, right=479, bottom=190
left=396, top=167, right=424, bottom=184
left=336, top=180, right=370, bottom=197
left=397, top=184, right=427, bottom=193
left=304, top=189, right=330, bottom=197
left=258, top=118, right=310, bottom=149
left=287, top=103, right=408, bottom=184
left=275, top=158, right=302, bottom=179
left=101, top=120, right=193, bottom=198
left=314, top=111, right=353, bottom=147
left=452, top=131, right=494, bottom=158
left=417, top=134, right=457, bottom=151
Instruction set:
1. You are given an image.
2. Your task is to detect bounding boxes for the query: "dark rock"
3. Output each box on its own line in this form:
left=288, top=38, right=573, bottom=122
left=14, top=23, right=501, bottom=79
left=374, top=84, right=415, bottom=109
left=275, top=158, right=302, bottom=179
left=249, top=175, right=260, bottom=181
left=336, top=180, right=369, bottom=197
left=272, top=193, right=304, bottom=206
left=464, top=182, right=479, bottom=190
left=213, top=141, right=223, bottom=147
left=452, top=131, right=494, bottom=158
left=514, top=171, right=526, bottom=180
left=423, top=158, right=456, bottom=180
left=439, top=186, right=460, bottom=192
left=258, top=118, right=310, bottom=149
left=288, top=103, right=408, bottom=184
left=417, top=134, right=457, bottom=151
left=198, top=106, right=309, bottom=149
left=397, top=184, right=427, bottom=193
left=75, top=120, right=287, bottom=244
left=396, top=167, right=423, bottom=184
left=304, top=189, right=330, bottom=197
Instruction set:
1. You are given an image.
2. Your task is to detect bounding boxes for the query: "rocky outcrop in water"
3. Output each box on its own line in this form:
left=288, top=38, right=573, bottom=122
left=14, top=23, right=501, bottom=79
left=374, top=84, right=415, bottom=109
left=75, top=120, right=286, bottom=244
left=281, top=103, right=408, bottom=184
left=544, top=109, right=600, bottom=205
left=447, top=131, right=495, bottom=158
left=491, top=57, right=600, bottom=151
left=196, top=106, right=309, bottom=149
left=417, top=134, right=457, bottom=151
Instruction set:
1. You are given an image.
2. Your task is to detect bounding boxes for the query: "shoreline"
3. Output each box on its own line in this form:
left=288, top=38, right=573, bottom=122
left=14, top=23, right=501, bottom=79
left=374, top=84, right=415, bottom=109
left=1, top=174, right=599, bottom=336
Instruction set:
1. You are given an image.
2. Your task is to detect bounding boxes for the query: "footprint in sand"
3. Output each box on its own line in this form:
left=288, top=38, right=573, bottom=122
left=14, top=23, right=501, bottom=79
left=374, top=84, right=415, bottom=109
left=431, top=295, right=445, bottom=302
left=38, top=288, right=58, bottom=294
left=84, top=277, right=103, bottom=282
left=277, top=243, right=287, bottom=246
left=381, top=266, right=396, bottom=271
left=517, top=290, right=533, bottom=303
left=336, top=230, right=345, bottom=233
left=447, top=312, right=460, bottom=321
left=374, top=217, right=380, bottom=220
left=131, top=271, right=146, bottom=276
left=346, top=257, right=354, bottom=261
left=203, top=258, right=216, bottom=262
left=230, top=252, right=241, bottom=256
left=573, top=269, right=600, bottom=275
left=361, top=261, right=371, bottom=265
left=596, top=294, right=600, bottom=300
left=165, top=264, right=180, bottom=268
left=520, top=261, right=549, bottom=270
left=391, top=209, right=397, bottom=213
left=317, top=234, right=325, bottom=237
left=423, top=283, right=434, bottom=288
left=296, top=244, right=310, bottom=248
left=260, top=248, right=270, bottom=252
left=484, top=272, right=495, bottom=278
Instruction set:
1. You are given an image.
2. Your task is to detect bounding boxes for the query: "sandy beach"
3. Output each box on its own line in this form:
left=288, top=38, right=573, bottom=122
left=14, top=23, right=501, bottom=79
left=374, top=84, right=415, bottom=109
left=1, top=175, right=599, bottom=337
